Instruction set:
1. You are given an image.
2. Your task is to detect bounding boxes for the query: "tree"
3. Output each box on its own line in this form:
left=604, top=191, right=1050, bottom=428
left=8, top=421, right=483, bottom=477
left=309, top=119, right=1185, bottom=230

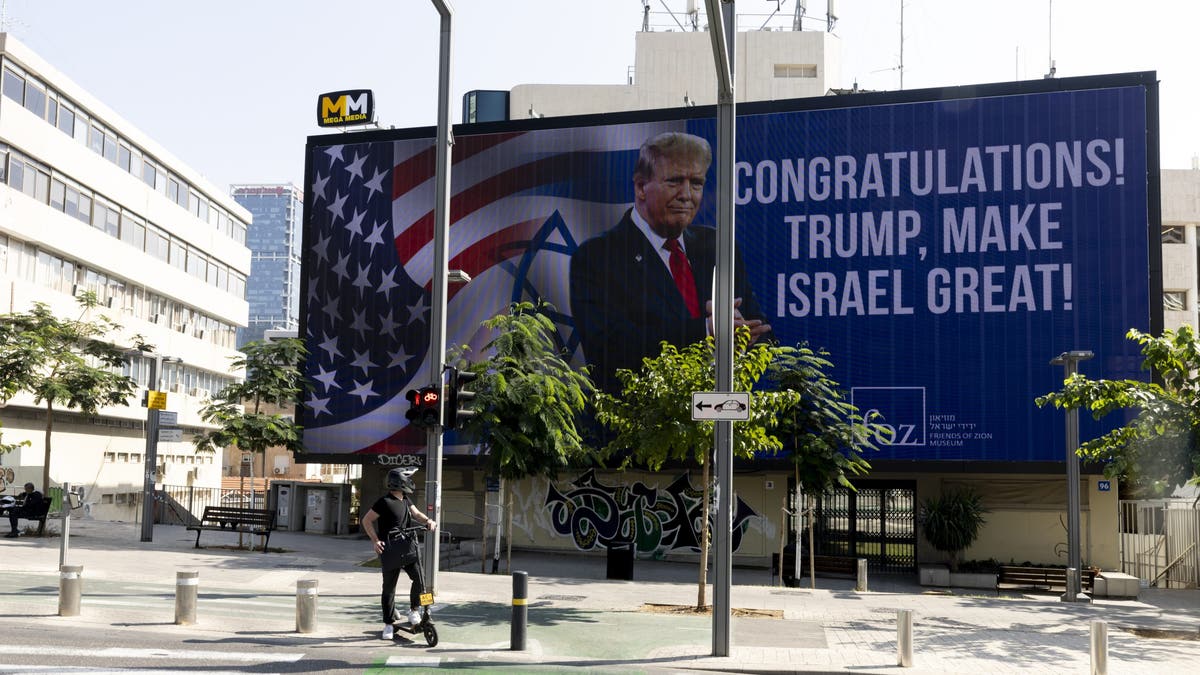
left=0, top=422, right=30, bottom=457
left=1036, top=326, right=1200, bottom=497
left=595, top=327, right=798, bottom=610
left=767, top=344, right=889, bottom=587
left=0, top=293, right=143, bottom=494
left=453, top=301, right=596, bottom=571
left=192, top=338, right=308, bottom=519
left=919, top=489, right=988, bottom=572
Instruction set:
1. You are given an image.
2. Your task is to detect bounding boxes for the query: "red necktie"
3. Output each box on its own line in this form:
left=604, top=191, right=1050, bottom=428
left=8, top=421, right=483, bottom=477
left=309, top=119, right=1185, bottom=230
left=664, top=238, right=700, bottom=319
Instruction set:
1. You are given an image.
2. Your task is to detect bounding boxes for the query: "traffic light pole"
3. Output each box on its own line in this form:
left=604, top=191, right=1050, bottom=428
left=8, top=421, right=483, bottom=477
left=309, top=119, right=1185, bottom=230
left=424, top=0, right=454, bottom=597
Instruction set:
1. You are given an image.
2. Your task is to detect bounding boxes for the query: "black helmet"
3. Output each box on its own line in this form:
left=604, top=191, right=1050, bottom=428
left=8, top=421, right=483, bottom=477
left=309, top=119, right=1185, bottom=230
left=386, top=468, right=417, bottom=493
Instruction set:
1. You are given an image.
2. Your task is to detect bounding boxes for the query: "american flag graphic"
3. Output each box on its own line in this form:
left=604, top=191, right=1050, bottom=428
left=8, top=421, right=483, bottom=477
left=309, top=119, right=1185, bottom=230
left=300, top=121, right=685, bottom=456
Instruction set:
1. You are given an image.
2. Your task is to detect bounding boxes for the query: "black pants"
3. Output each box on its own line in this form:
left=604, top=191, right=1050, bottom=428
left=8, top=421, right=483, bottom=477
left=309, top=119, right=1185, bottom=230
left=8, top=508, right=27, bottom=533
left=381, top=560, right=425, bottom=624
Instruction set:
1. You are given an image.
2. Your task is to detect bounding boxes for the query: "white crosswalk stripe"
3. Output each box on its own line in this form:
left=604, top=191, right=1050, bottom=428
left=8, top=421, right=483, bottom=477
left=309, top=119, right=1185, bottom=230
left=0, top=645, right=305, bottom=662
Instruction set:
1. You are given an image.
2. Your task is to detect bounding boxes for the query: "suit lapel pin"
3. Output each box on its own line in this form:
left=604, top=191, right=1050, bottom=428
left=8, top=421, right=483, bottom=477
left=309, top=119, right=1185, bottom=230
left=634, top=254, right=643, bottom=263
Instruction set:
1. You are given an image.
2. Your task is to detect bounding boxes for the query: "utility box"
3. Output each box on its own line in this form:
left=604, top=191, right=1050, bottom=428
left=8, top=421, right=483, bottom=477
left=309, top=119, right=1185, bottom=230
left=269, top=481, right=351, bottom=535
left=306, top=490, right=330, bottom=534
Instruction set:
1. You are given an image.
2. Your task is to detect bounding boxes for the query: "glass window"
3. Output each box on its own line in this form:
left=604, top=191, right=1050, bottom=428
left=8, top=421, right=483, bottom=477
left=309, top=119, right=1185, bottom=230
left=23, top=79, right=46, bottom=118
left=104, top=204, right=120, bottom=237
left=1, top=67, right=23, bottom=103
left=141, top=160, right=157, bottom=188
left=76, top=192, right=92, bottom=224
left=92, top=201, right=109, bottom=231
left=64, top=185, right=80, bottom=220
left=0, top=148, right=6, bottom=183
left=72, top=109, right=88, bottom=143
left=189, top=191, right=201, bottom=218
left=1164, top=291, right=1187, bottom=312
left=120, top=213, right=145, bottom=250
left=56, top=102, right=74, bottom=136
left=170, top=239, right=186, bottom=270
left=46, top=96, right=58, bottom=126
left=88, top=123, right=104, bottom=155
left=7, top=156, right=24, bottom=191
left=167, top=177, right=180, bottom=204
left=129, top=148, right=142, bottom=178
left=49, top=179, right=65, bottom=211
left=103, top=132, right=118, bottom=164
left=1162, top=226, right=1186, bottom=244
left=118, top=145, right=132, bottom=172
left=33, top=169, right=49, bottom=204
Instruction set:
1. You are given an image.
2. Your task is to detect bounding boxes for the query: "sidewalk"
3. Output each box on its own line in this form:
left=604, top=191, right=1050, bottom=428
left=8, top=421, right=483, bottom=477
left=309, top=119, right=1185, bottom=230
left=2, top=518, right=1199, bottom=673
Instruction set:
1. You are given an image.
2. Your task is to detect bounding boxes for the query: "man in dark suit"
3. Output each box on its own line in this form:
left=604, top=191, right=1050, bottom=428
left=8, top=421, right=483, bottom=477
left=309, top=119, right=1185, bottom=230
left=570, top=131, right=771, bottom=394
left=5, top=482, right=44, bottom=538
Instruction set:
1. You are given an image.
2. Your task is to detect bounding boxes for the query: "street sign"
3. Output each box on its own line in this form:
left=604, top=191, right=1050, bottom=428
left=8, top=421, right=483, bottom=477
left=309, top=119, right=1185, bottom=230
left=691, top=392, right=751, bottom=421
left=158, top=411, right=178, bottom=426
left=158, top=427, right=182, bottom=442
left=147, top=391, right=167, bottom=410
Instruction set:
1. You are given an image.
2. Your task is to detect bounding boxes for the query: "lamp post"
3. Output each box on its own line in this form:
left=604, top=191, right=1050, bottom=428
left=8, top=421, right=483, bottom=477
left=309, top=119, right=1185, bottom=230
left=1050, top=349, right=1093, bottom=603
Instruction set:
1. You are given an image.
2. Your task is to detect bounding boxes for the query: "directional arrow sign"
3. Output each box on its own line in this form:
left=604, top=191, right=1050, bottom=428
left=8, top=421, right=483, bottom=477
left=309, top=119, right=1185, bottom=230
left=692, top=392, right=750, bottom=421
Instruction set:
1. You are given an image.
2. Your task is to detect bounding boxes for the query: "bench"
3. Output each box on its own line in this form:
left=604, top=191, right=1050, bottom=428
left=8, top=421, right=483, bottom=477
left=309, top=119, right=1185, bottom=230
left=998, top=565, right=1096, bottom=593
left=777, top=550, right=860, bottom=585
left=4, top=499, right=52, bottom=536
left=186, top=506, right=277, bottom=552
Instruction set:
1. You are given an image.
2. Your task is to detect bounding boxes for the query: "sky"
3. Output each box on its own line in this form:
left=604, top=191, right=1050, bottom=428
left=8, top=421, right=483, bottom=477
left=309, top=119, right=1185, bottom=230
left=3, top=0, right=1197, bottom=192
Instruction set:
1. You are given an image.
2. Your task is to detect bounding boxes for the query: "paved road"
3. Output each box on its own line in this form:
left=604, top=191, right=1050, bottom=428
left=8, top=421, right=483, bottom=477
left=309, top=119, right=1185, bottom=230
left=0, top=518, right=1198, bottom=673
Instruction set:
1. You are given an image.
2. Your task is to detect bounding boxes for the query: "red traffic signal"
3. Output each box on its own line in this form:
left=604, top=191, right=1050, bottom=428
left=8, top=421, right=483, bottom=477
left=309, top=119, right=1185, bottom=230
left=405, top=386, right=442, bottom=428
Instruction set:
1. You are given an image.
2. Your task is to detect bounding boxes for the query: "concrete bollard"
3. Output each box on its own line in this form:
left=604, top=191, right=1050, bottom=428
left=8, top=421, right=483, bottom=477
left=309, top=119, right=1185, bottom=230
left=856, top=558, right=869, bottom=592
left=511, top=570, right=528, bottom=651
left=175, top=569, right=199, bottom=625
left=1090, top=620, right=1108, bottom=675
left=58, top=564, right=83, bottom=617
left=896, top=609, right=913, bottom=668
left=295, top=579, right=318, bottom=633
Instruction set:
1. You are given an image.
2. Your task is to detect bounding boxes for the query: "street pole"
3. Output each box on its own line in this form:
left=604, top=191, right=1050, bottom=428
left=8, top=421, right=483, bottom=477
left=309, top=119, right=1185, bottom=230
left=140, top=354, right=162, bottom=542
left=705, top=0, right=736, bottom=657
left=1050, top=350, right=1093, bottom=603
left=424, top=0, right=454, bottom=596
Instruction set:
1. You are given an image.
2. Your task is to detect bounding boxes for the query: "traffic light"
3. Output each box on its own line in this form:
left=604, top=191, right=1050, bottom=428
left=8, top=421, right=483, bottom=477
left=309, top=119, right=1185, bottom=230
left=444, top=366, right=479, bottom=430
left=404, top=386, right=442, bottom=428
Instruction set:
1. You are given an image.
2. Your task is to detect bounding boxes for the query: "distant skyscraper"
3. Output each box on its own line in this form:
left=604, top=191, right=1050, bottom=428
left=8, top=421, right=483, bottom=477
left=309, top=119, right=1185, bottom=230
left=232, top=184, right=303, bottom=346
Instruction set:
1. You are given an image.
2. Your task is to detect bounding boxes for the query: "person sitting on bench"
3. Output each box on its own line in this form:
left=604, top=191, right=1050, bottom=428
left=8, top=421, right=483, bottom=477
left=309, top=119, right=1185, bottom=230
left=6, top=482, right=44, bottom=538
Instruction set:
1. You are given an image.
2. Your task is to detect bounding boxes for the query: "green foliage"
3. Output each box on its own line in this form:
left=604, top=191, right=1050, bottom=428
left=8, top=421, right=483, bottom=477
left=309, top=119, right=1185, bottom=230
left=919, top=489, right=989, bottom=571
left=0, top=421, right=30, bottom=455
left=594, top=326, right=799, bottom=468
left=453, top=301, right=595, bottom=481
left=766, top=344, right=887, bottom=493
left=0, top=293, right=142, bottom=490
left=1036, top=326, right=1200, bottom=496
left=192, top=338, right=308, bottom=456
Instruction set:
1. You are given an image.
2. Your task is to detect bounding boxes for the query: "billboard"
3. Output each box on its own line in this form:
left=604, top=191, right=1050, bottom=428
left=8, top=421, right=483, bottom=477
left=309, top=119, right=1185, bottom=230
left=297, top=73, right=1158, bottom=465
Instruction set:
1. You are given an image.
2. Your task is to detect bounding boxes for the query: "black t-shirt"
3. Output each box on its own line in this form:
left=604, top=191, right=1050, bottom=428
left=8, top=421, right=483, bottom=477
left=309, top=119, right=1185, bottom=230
left=369, top=493, right=412, bottom=539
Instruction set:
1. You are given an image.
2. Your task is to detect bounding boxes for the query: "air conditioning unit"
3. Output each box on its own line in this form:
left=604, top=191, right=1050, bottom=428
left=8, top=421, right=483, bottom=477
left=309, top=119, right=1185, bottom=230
left=189, top=387, right=209, bottom=398
left=273, top=467, right=285, bottom=475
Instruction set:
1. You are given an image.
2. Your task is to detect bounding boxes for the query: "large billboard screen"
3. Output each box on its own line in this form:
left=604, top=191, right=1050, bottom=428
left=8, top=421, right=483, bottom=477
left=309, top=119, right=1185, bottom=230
left=297, top=74, right=1158, bottom=465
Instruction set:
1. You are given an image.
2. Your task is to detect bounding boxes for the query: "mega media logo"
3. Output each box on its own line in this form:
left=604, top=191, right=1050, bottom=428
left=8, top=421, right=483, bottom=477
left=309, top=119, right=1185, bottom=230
left=317, top=89, right=375, bottom=128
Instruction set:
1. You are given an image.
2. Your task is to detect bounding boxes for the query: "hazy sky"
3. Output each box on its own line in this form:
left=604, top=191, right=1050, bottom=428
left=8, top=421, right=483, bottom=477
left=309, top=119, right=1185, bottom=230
left=4, top=1, right=1196, bottom=191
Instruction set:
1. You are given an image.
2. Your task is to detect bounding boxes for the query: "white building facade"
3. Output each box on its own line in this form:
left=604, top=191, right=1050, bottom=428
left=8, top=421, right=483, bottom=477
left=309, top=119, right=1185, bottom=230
left=0, top=34, right=250, bottom=520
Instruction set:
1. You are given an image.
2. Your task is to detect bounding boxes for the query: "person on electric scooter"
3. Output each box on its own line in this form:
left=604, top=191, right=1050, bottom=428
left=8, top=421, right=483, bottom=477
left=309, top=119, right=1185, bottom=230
left=361, top=467, right=437, bottom=640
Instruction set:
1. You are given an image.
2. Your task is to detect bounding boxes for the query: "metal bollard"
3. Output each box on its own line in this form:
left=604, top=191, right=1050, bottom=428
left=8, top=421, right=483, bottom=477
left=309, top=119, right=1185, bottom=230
left=511, top=570, right=528, bottom=651
left=1090, top=620, right=1108, bottom=675
left=175, top=570, right=199, bottom=625
left=856, top=558, right=869, bottom=592
left=58, top=564, right=83, bottom=617
left=896, top=609, right=913, bottom=668
left=295, top=579, right=318, bottom=633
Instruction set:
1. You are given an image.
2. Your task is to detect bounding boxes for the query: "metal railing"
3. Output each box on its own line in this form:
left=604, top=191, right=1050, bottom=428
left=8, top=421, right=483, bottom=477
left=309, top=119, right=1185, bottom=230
left=1119, top=499, right=1200, bottom=588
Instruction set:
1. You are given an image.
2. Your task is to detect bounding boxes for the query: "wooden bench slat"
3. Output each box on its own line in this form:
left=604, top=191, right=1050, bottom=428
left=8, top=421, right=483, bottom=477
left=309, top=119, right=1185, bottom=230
left=186, top=506, right=277, bottom=552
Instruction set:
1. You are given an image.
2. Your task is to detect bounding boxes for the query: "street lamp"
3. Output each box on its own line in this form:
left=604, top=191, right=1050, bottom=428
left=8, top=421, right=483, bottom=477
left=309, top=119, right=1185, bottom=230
left=1049, top=349, right=1093, bottom=603
left=138, top=350, right=181, bottom=543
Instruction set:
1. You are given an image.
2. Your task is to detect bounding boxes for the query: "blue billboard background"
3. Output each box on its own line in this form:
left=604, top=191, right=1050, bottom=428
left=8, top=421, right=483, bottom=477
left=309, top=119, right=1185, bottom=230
left=298, top=79, right=1153, bottom=464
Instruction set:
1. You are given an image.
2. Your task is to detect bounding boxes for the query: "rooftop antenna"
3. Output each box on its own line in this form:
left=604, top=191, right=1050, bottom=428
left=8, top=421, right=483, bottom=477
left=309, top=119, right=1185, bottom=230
left=899, top=0, right=904, bottom=89
left=794, top=0, right=807, bottom=31
left=641, top=0, right=650, bottom=32
left=1043, top=0, right=1056, bottom=78
left=827, top=0, right=838, bottom=32
left=686, top=0, right=699, bottom=31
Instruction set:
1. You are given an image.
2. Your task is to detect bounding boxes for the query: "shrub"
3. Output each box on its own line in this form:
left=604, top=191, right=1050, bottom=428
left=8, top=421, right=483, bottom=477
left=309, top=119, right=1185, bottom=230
left=919, top=489, right=989, bottom=572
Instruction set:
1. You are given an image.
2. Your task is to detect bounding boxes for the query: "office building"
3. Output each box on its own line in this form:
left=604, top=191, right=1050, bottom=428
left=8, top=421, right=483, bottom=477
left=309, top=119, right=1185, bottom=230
left=0, top=33, right=250, bottom=520
left=231, top=184, right=302, bottom=347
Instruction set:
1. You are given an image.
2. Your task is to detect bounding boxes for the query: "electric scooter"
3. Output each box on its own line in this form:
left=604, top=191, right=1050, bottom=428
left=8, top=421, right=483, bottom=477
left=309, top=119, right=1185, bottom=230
left=391, top=526, right=438, bottom=647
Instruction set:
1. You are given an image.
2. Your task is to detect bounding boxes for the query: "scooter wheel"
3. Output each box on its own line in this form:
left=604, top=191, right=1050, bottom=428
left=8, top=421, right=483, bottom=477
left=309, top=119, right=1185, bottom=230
left=423, top=623, right=438, bottom=647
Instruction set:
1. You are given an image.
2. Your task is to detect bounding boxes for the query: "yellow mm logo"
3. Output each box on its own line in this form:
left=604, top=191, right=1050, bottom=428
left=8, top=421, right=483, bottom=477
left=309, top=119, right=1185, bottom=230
left=321, top=93, right=370, bottom=118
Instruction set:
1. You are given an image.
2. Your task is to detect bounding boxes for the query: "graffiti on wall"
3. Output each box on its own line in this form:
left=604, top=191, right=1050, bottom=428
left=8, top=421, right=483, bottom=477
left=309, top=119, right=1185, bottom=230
left=544, top=469, right=759, bottom=553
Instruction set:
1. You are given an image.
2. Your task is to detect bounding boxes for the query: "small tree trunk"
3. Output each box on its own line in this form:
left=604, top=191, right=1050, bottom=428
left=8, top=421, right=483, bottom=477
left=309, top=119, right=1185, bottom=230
left=505, top=484, right=514, bottom=574
left=480, top=489, right=489, bottom=574
left=697, top=460, right=711, bottom=610
left=42, top=402, right=54, bottom=499
left=492, top=479, right=504, bottom=573
left=807, top=494, right=816, bottom=590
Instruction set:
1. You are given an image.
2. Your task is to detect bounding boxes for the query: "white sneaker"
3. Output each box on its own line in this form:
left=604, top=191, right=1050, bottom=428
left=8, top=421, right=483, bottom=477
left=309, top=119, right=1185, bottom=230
left=381, top=624, right=394, bottom=640
left=407, top=609, right=422, bottom=626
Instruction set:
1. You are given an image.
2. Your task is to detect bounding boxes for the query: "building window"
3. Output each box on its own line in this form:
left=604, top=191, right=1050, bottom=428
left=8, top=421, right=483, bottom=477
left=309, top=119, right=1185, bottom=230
left=1162, top=225, right=1186, bottom=244
left=1, top=67, right=23, bottom=103
left=1164, top=291, right=1187, bottom=312
left=774, top=64, right=817, bottom=78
